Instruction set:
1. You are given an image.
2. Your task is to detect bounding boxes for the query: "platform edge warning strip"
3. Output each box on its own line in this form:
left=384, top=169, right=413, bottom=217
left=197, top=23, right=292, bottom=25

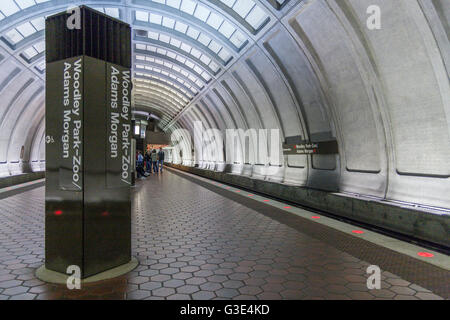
left=166, top=167, right=450, bottom=299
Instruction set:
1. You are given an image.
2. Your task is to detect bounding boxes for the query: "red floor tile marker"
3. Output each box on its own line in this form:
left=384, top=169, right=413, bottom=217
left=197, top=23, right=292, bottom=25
left=417, top=252, right=434, bottom=258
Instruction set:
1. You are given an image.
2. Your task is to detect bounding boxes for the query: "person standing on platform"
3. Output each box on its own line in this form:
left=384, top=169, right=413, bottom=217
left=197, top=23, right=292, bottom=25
left=158, top=148, right=165, bottom=173
left=151, top=149, right=159, bottom=174
left=145, top=150, right=151, bottom=173
left=136, top=151, right=148, bottom=178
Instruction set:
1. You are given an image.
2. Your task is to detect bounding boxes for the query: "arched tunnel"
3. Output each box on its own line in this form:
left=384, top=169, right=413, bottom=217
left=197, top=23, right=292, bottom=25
left=0, top=0, right=448, bottom=303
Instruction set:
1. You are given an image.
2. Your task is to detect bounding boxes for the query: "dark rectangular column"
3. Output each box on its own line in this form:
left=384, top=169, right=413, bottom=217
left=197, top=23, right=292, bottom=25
left=45, top=6, right=132, bottom=278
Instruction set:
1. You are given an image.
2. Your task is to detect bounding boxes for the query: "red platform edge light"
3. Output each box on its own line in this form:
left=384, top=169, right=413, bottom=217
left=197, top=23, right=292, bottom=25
left=284, top=206, right=291, bottom=209
left=236, top=190, right=241, bottom=193
left=263, top=200, right=270, bottom=202
left=417, top=252, right=434, bottom=258
left=352, top=230, right=364, bottom=234
left=248, top=194, right=254, bottom=197
left=311, top=216, right=320, bottom=219
left=54, top=210, right=63, bottom=216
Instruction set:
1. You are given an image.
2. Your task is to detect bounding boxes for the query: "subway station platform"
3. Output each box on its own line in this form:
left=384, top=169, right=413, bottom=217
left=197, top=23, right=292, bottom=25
left=0, top=168, right=448, bottom=300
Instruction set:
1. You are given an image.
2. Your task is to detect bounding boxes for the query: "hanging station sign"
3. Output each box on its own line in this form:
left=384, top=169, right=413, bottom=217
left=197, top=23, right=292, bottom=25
left=283, top=140, right=339, bottom=155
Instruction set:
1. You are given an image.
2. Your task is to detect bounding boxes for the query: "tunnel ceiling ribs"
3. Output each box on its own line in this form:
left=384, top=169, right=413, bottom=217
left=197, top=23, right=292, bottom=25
left=0, top=0, right=277, bottom=133
left=3, top=0, right=448, bottom=214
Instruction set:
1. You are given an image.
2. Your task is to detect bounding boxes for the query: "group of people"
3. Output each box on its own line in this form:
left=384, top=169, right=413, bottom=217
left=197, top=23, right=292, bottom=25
left=136, top=148, right=165, bottom=179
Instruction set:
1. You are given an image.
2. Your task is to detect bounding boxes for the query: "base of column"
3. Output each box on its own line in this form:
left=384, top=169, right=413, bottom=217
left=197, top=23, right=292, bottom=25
left=35, top=257, right=139, bottom=284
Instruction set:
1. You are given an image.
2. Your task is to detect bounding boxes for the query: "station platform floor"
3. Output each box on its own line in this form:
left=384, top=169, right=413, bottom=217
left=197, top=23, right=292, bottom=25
left=0, top=167, right=448, bottom=300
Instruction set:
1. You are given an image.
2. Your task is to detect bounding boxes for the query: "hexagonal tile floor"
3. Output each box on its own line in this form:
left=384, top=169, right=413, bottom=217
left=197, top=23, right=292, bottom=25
left=0, top=169, right=448, bottom=300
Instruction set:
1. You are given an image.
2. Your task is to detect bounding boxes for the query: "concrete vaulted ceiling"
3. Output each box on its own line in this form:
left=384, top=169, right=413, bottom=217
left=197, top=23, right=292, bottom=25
left=0, top=0, right=449, bottom=212
left=0, top=0, right=286, bottom=174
